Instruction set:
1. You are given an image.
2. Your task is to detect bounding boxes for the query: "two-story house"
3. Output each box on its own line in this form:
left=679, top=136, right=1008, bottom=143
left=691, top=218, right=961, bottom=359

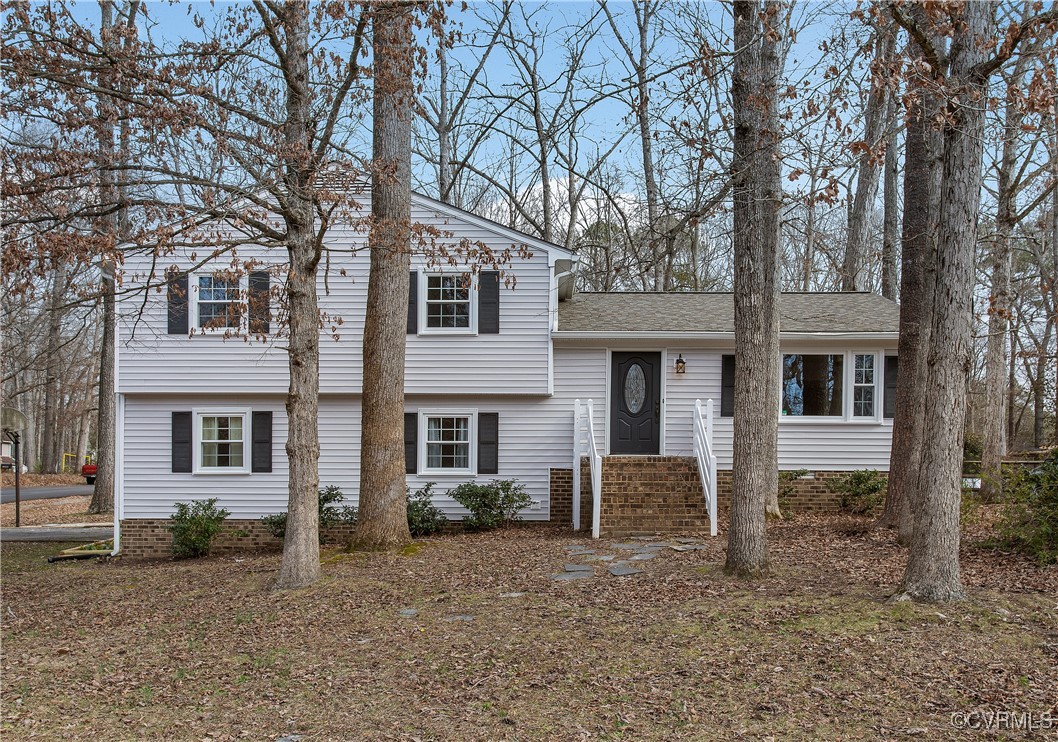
left=113, top=191, right=899, bottom=557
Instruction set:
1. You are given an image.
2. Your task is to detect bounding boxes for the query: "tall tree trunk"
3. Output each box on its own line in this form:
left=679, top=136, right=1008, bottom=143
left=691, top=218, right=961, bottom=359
left=980, top=60, right=1029, bottom=500
left=275, top=1, right=322, bottom=591
left=843, top=26, right=894, bottom=292
left=41, top=264, right=65, bottom=473
left=878, top=6, right=942, bottom=543
left=352, top=1, right=414, bottom=551
left=1034, top=320, right=1054, bottom=448
left=898, top=3, right=993, bottom=604
left=726, top=0, right=784, bottom=576
left=89, top=267, right=116, bottom=512
left=880, top=94, right=900, bottom=301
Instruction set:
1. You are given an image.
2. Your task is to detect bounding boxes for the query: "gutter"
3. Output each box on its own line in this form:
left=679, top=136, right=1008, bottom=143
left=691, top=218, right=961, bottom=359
left=552, top=331, right=899, bottom=342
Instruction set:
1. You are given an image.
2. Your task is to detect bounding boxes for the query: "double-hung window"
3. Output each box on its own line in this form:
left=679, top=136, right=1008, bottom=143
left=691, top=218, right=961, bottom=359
left=423, top=274, right=475, bottom=333
left=420, top=411, right=476, bottom=474
left=852, top=353, right=877, bottom=418
left=195, top=411, right=249, bottom=473
left=195, top=274, right=243, bottom=331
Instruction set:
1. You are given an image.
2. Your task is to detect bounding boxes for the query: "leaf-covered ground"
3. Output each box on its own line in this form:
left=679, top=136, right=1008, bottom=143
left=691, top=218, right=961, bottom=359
left=2, top=513, right=1056, bottom=740
left=1, top=496, right=110, bottom=527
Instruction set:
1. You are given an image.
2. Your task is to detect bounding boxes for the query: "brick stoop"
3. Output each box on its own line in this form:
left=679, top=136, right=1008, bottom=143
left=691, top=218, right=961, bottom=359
left=549, top=457, right=883, bottom=537
left=598, top=456, right=709, bottom=537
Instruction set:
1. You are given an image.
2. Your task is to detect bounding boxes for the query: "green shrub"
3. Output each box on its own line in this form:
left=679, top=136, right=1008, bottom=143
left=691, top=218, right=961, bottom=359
left=828, top=470, right=886, bottom=514
left=169, top=498, right=230, bottom=558
left=450, top=479, right=533, bottom=531
left=260, top=485, right=358, bottom=541
left=406, top=482, right=447, bottom=536
left=994, top=452, right=1058, bottom=565
left=778, top=468, right=810, bottom=518
left=963, top=431, right=983, bottom=477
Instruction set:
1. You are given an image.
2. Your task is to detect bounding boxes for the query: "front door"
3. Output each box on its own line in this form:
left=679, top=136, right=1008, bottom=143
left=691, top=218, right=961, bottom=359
left=610, top=352, right=662, bottom=455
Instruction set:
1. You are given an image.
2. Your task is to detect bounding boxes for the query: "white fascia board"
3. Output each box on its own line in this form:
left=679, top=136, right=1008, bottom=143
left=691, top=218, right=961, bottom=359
left=409, top=191, right=574, bottom=265
left=552, top=331, right=899, bottom=342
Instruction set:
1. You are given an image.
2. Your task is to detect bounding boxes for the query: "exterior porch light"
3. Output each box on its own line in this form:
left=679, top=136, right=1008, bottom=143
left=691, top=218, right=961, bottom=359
left=674, top=354, right=687, bottom=374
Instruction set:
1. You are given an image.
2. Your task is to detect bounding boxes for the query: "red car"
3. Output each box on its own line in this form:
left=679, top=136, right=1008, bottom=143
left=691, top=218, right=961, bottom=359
left=81, top=463, right=97, bottom=485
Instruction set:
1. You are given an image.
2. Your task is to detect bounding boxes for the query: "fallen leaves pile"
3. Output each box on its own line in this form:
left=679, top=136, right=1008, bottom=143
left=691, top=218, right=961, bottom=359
left=2, top=513, right=1055, bottom=739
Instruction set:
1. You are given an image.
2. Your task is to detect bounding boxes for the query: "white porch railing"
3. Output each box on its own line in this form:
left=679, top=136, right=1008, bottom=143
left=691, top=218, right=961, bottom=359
left=572, top=398, right=603, bottom=538
left=693, top=398, right=719, bottom=537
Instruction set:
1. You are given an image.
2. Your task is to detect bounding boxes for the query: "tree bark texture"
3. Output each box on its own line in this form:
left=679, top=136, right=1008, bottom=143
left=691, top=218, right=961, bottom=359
left=726, top=0, right=784, bottom=576
left=878, top=6, right=943, bottom=543
left=275, top=1, right=322, bottom=591
left=89, top=268, right=116, bottom=513
left=352, top=2, right=415, bottom=551
left=880, top=93, right=900, bottom=301
left=899, top=3, right=994, bottom=603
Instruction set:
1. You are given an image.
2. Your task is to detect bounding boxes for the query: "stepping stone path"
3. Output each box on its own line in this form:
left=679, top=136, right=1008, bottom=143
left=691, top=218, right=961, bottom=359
left=552, top=571, right=592, bottom=581
left=628, top=552, right=658, bottom=561
left=398, top=608, right=418, bottom=618
left=564, top=563, right=593, bottom=572
left=556, top=534, right=709, bottom=582
left=499, top=592, right=525, bottom=598
left=609, top=566, right=644, bottom=577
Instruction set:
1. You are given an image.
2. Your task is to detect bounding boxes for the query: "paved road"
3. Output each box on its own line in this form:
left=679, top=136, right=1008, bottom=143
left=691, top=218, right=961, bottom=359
left=0, top=485, right=93, bottom=504
left=1, top=525, right=112, bottom=542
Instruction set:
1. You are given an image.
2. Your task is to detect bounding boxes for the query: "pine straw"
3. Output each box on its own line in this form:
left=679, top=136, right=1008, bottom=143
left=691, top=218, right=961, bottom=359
left=2, top=514, right=1055, bottom=740
left=0, top=496, right=110, bottom=527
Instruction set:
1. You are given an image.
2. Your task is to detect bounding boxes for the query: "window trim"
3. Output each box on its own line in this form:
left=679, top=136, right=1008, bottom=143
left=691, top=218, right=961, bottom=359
left=192, top=408, right=251, bottom=474
left=776, top=349, right=885, bottom=424
left=190, top=272, right=248, bottom=334
left=418, top=272, right=478, bottom=336
left=418, top=409, right=478, bottom=476
left=850, top=351, right=881, bottom=421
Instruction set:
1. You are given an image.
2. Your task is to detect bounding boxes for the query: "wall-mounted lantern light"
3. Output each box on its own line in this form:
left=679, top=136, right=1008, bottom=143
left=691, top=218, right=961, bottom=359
left=674, top=354, right=687, bottom=374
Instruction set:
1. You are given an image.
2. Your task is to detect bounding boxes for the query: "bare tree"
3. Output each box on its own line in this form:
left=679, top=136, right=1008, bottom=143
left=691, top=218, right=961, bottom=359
left=354, top=2, right=416, bottom=551
left=726, top=0, right=786, bottom=576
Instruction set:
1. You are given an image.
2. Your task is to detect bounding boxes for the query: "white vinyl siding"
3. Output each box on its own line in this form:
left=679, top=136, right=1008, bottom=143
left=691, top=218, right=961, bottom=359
left=117, top=194, right=554, bottom=396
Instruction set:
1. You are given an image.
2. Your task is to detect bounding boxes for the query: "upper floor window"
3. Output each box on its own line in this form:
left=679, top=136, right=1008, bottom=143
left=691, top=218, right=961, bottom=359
left=194, top=274, right=244, bottom=331
left=422, top=274, right=476, bottom=333
left=782, top=354, right=844, bottom=417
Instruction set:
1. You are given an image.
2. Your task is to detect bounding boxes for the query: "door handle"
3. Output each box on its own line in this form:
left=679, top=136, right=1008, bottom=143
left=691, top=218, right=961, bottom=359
left=655, top=401, right=660, bottom=423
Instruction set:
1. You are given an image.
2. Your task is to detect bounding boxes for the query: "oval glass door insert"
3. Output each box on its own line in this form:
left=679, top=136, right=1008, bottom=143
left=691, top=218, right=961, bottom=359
left=624, top=363, right=646, bottom=414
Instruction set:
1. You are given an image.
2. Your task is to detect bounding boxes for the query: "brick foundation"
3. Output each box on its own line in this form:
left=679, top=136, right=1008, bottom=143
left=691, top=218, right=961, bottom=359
left=549, top=458, right=884, bottom=537
left=549, top=461, right=594, bottom=532
left=119, top=519, right=358, bottom=560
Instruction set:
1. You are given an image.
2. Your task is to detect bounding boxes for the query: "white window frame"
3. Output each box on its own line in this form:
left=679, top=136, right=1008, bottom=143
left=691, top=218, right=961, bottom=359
left=191, top=272, right=247, bottom=333
left=777, top=349, right=885, bottom=424
left=850, top=351, right=881, bottom=421
left=192, top=408, right=251, bottom=474
left=418, top=272, right=478, bottom=336
left=418, top=409, right=477, bottom=476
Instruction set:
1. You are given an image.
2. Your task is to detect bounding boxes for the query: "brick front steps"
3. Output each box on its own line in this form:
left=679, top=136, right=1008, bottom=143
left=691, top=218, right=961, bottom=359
left=550, top=457, right=879, bottom=538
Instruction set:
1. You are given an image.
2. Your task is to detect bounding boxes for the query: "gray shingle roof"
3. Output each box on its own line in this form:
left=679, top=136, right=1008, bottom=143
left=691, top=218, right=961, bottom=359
left=557, top=292, right=899, bottom=334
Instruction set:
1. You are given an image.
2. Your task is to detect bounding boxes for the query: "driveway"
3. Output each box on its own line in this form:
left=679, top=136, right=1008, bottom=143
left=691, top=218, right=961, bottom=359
left=1, top=525, right=112, bottom=542
left=0, top=485, right=93, bottom=504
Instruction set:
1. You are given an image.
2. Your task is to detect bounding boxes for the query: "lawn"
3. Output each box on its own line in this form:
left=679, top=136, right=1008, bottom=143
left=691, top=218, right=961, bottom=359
left=2, top=513, right=1055, bottom=740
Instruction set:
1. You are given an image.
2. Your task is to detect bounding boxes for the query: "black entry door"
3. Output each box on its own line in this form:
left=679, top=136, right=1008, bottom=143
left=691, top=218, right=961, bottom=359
left=610, top=352, right=661, bottom=455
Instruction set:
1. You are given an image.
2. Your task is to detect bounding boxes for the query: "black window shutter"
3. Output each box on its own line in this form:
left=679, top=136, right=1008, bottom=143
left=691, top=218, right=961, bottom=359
left=478, top=413, right=499, bottom=474
left=167, top=274, right=189, bottom=335
left=407, top=271, right=418, bottom=334
left=404, top=412, right=417, bottom=474
left=251, top=411, right=273, bottom=472
left=172, top=411, right=193, bottom=472
left=884, top=356, right=898, bottom=419
left=720, top=355, right=735, bottom=417
left=479, top=271, right=500, bottom=334
left=248, top=271, right=270, bottom=335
